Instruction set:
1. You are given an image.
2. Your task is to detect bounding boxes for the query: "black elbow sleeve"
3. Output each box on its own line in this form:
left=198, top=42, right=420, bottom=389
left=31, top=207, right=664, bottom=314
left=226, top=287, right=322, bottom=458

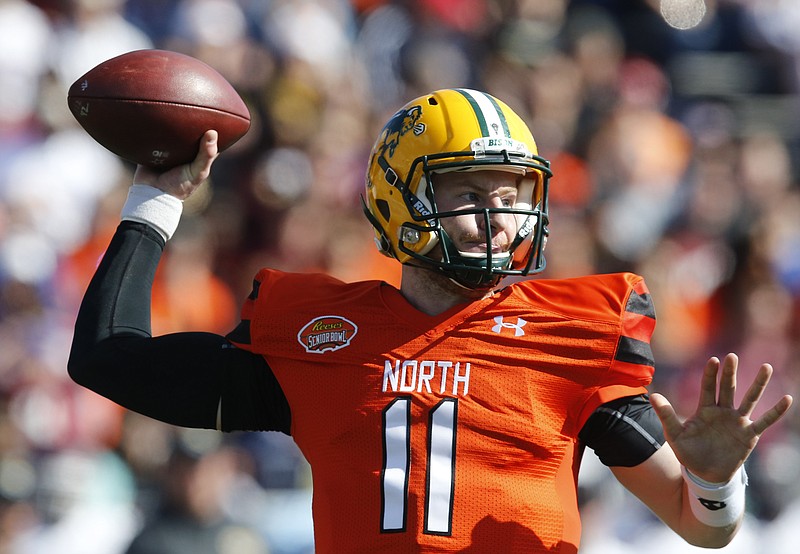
left=579, top=394, right=665, bottom=467
left=69, top=221, right=165, bottom=375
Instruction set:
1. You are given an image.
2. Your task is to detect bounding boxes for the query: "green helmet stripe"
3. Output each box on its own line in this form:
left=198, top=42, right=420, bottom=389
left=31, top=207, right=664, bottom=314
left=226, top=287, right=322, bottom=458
left=454, top=89, right=511, bottom=138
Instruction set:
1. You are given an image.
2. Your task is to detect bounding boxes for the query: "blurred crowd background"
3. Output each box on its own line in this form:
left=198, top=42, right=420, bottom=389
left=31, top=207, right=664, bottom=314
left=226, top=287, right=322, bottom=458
left=1, top=0, right=800, bottom=552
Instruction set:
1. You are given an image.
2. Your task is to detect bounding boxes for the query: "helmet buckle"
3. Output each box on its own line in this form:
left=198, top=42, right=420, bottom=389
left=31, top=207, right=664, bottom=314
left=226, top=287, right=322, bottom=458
left=401, top=228, right=421, bottom=244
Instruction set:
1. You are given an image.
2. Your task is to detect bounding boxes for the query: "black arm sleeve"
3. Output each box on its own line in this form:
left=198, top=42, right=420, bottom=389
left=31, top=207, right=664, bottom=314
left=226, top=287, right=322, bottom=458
left=578, top=394, right=665, bottom=467
left=68, top=221, right=291, bottom=433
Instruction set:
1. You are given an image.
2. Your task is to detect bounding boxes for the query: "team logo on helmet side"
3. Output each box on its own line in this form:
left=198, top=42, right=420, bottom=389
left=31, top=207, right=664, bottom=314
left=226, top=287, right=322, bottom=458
left=378, top=105, right=425, bottom=159
left=297, top=315, right=358, bottom=354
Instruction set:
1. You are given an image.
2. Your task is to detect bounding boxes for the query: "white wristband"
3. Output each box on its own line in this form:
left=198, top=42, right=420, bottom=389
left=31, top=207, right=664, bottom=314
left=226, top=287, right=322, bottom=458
left=121, top=184, right=184, bottom=241
left=682, top=465, right=747, bottom=527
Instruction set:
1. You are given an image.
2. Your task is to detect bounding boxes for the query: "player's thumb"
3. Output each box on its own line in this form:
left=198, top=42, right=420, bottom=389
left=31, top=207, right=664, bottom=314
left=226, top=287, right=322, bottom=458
left=191, top=130, right=219, bottom=182
left=649, top=393, right=682, bottom=441
left=177, top=130, right=218, bottom=192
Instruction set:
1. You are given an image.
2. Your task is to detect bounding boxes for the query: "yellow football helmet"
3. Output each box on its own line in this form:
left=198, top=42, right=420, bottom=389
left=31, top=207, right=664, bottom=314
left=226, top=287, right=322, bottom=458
left=363, top=88, right=553, bottom=289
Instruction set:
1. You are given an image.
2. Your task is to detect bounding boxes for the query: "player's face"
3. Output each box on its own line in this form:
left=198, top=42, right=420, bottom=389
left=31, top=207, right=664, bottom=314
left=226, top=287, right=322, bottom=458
left=432, top=169, right=524, bottom=257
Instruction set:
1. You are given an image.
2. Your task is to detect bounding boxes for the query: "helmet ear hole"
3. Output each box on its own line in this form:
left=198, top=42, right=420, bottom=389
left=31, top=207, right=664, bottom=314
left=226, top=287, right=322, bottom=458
left=376, top=199, right=391, bottom=221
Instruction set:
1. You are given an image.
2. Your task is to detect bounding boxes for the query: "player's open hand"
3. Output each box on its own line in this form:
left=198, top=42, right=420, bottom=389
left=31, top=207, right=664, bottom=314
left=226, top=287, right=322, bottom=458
left=133, top=130, right=219, bottom=200
left=649, top=353, right=793, bottom=484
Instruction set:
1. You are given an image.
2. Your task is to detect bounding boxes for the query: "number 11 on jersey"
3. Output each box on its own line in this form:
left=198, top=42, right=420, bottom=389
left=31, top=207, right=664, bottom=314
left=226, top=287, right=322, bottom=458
left=381, top=397, right=458, bottom=535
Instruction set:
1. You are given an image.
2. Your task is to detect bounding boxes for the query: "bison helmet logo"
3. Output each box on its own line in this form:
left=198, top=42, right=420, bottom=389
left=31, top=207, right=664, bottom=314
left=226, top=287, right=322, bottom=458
left=378, top=105, right=424, bottom=159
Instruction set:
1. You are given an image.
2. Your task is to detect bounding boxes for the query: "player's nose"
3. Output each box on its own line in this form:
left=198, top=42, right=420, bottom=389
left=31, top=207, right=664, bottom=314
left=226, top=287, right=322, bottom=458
left=476, top=205, right=513, bottom=235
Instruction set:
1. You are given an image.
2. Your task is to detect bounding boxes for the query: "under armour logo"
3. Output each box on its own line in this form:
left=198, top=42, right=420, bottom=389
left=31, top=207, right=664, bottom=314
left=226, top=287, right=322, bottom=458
left=492, top=316, right=528, bottom=336
left=698, top=498, right=727, bottom=511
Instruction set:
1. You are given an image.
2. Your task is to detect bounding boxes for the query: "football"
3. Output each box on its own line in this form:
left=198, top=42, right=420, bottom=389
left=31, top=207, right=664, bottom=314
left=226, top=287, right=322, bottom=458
left=67, top=49, right=251, bottom=169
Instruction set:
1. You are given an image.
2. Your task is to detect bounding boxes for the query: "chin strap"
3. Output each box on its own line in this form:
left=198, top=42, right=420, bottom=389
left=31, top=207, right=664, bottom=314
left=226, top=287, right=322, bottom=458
left=436, top=230, right=507, bottom=289
left=447, top=266, right=503, bottom=290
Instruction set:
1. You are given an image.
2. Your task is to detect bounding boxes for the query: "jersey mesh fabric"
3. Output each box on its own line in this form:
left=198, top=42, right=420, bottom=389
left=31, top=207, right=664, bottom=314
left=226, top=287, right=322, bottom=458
left=228, top=271, right=655, bottom=553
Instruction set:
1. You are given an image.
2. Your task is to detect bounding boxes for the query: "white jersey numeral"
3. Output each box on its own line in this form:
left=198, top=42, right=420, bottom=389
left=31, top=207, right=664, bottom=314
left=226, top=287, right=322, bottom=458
left=381, top=397, right=410, bottom=532
left=381, top=397, right=458, bottom=535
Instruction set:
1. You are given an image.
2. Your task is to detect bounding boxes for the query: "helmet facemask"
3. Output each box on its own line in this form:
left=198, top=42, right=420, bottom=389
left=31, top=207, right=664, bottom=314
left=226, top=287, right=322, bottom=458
left=392, top=147, right=551, bottom=290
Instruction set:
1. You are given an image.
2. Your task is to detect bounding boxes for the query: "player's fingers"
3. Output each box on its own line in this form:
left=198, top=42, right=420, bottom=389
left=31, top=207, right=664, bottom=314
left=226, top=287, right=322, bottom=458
left=698, top=357, right=721, bottom=409
left=650, top=393, right=683, bottom=442
left=738, top=363, right=773, bottom=417
left=717, top=353, right=738, bottom=409
left=752, top=395, right=794, bottom=436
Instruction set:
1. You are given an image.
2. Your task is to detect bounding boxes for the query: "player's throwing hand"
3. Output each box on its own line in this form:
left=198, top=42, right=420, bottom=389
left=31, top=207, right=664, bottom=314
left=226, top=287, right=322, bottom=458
left=133, top=130, right=219, bottom=201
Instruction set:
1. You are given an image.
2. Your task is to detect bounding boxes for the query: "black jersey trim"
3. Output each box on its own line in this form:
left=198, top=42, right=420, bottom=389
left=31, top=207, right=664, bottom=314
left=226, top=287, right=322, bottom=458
left=615, top=335, right=655, bottom=367
left=227, top=319, right=252, bottom=346
left=626, top=289, right=655, bottom=318
left=248, top=279, right=261, bottom=300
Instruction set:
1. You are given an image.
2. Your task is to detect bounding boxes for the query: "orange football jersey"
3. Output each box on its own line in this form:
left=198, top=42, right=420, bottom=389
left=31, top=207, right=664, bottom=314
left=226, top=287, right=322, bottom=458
left=229, top=270, right=656, bottom=553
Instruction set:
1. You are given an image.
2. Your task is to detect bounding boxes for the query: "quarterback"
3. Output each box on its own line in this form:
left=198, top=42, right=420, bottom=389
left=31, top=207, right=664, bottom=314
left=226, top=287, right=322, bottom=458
left=69, top=89, right=792, bottom=553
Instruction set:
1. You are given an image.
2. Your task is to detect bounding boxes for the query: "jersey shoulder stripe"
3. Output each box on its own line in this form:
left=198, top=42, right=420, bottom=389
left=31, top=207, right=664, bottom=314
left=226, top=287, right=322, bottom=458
left=614, top=278, right=656, bottom=370
left=226, top=278, right=262, bottom=346
left=615, top=336, right=654, bottom=367
left=227, top=318, right=251, bottom=346
left=625, top=285, right=655, bottom=318
left=248, top=278, right=261, bottom=300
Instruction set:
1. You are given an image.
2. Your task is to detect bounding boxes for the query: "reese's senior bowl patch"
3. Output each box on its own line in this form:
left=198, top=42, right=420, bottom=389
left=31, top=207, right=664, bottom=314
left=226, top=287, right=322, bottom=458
left=297, top=315, right=358, bottom=354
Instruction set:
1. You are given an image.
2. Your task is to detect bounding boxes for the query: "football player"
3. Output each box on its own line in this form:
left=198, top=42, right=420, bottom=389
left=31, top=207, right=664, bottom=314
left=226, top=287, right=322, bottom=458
left=69, top=89, right=792, bottom=553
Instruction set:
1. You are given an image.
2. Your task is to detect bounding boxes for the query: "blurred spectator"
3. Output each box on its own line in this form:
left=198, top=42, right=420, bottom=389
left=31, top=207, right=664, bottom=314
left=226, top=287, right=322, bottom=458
left=151, top=215, right=239, bottom=336
left=124, top=430, right=269, bottom=554
left=10, top=449, right=137, bottom=554
left=0, top=0, right=51, bottom=134
left=49, top=0, right=154, bottom=93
